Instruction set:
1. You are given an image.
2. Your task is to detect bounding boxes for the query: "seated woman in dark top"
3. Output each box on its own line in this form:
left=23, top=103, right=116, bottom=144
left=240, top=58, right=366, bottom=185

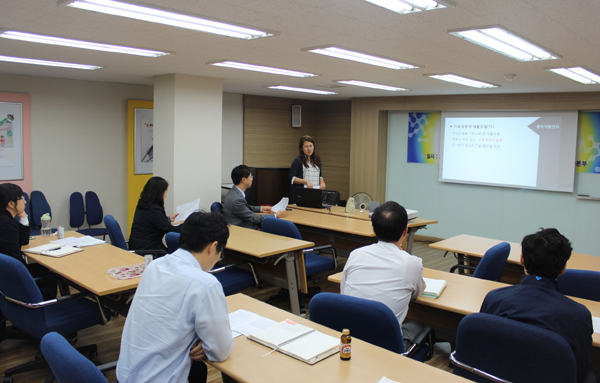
left=128, top=177, right=180, bottom=251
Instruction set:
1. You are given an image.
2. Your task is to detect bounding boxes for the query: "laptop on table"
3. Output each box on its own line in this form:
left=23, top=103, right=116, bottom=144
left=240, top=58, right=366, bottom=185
left=296, top=188, right=327, bottom=209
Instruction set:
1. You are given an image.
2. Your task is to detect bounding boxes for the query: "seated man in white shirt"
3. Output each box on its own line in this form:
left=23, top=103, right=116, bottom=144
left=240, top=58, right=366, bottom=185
left=340, top=201, right=426, bottom=346
left=117, top=212, right=234, bottom=383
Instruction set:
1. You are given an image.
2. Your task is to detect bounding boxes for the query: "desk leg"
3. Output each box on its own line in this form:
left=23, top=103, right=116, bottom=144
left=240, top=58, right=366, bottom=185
left=406, top=227, right=418, bottom=253
left=283, top=252, right=301, bottom=316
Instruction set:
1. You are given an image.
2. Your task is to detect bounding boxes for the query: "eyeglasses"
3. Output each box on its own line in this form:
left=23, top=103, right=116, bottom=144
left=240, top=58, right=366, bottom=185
left=17, top=196, right=24, bottom=201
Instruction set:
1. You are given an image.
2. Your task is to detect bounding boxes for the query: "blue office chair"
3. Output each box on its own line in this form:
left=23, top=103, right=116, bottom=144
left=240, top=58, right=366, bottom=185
left=84, top=191, right=109, bottom=238
left=210, top=202, right=224, bottom=215
left=41, top=332, right=116, bottom=383
left=451, top=313, right=579, bottom=383
left=23, top=191, right=30, bottom=220
left=309, top=292, right=433, bottom=361
left=558, top=269, right=600, bottom=302
left=0, top=253, right=111, bottom=382
left=30, top=190, right=53, bottom=236
left=164, top=232, right=259, bottom=296
left=104, top=215, right=165, bottom=259
left=449, top=242, right=510, bottom=281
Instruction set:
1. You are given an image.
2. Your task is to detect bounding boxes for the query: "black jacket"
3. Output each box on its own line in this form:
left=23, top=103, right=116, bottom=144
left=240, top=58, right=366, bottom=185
left=128, top=204, right=180, bottom=251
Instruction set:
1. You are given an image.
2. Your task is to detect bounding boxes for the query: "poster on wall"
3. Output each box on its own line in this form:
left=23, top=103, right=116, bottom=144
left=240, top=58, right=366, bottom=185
left=0, top=102, right=24, bottom=180
left=134, top=108, right=154, bottom=175
left=576, top=111, right=600, bottom=174
left=407, top=112, right=441, bottom=164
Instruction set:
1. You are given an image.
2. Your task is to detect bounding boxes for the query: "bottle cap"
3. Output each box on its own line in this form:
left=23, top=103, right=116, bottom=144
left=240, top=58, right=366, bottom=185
left=342, top=329, right=350, bottom=335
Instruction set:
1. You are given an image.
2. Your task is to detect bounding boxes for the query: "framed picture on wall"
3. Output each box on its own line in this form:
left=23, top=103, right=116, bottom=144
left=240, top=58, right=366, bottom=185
left=0, top=100, right=25, bottom=181
left=134, top=108, right=154, bottom=175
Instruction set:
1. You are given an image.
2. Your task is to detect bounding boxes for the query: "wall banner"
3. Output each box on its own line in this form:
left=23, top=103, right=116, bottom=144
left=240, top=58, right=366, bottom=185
left=407, top=112, right=441, bottom=164
left=576, top=111, right=600, bottom=174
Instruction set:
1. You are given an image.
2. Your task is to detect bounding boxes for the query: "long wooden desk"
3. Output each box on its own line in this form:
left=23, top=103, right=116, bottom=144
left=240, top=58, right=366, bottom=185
left=430, top=234, right=600, bottom=275
left=283, top=208, right=437, bottom=253
left=211, top=294, right=471, bottom=383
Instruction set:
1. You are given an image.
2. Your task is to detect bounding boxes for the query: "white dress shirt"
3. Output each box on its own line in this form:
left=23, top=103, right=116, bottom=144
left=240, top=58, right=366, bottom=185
left=117, top=248, right=233, bottom=383
left=340, top=241, right=425, bottom=325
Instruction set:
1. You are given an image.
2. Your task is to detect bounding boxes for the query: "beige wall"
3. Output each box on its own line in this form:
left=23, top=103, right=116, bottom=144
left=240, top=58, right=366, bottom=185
left=244, top=95, right=351, bottom=200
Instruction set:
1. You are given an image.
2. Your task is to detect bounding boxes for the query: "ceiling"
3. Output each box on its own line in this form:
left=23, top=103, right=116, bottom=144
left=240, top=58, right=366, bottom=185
left=1, top=0, right=600, bottom=100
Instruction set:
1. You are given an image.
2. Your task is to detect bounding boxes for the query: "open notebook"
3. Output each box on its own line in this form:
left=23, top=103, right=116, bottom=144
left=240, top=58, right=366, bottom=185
left=23, top=243, right=83, bottom=258
left=247, top=319, right=339, bottom=365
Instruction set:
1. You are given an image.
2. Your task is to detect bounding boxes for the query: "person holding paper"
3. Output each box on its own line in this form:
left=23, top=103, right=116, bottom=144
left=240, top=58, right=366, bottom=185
left=223, top=165, right=285, bottom=230
left=288, top=135, right=326, bottom=204
left=118, top=212, right=234, bottom=383
left=340, top=201, right=426, bottom=343
left=480, top=228, right=592, bottom=382
left=129, top=176, right=180, bottom=251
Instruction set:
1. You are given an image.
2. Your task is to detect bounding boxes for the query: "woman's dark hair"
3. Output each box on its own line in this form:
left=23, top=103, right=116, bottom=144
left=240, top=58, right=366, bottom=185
left=137, top=177, right=169, bottom=210
left=298, top=135, right=322, bottom=169
left=0, top=183, right=24, bottom=210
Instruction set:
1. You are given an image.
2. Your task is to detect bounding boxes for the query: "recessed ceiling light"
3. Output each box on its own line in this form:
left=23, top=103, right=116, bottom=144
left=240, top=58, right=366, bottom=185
left=267, top=86, right=337, bottom=95
left=335, top=80, right=408, bottom=91
left=209, top=61, right=318, bottom=77
left=0, top=55, right=102, bottom=70
left=426, top=74, right=498, bottom=88
left=364, top=0, right=454, bottom=14
left=547, top=67, right=600, bottom=84
left=305, top=46, right=419, bottom=70
left=61, top=0, right=273, bottom=40
left=0, top=30, right=169, bottom=57
left=449, top=26, right=559, bottom=62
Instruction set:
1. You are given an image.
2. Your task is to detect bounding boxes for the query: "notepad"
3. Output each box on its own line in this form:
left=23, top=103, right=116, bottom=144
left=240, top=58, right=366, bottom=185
left=421, top=278, right=447, bottom=298
left=247, top=319, right=339, bottom=364
left=24, top=244, right=83, bottom=258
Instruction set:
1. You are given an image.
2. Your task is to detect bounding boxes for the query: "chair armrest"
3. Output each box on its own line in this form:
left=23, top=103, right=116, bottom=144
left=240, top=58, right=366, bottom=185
left=210, top=261, right=260, bottom=287
left=401, top=321, right=434, bottom=360
left=449, top=264, right=477, bottom=274
left=0, top=290, right=92, bottom=309
left=131, top=249, right=167, bottom=259
left=305, top=245, right=338, bottom=268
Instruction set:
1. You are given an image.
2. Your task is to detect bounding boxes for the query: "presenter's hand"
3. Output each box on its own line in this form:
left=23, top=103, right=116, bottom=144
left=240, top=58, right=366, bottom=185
left=262, top=206, right=272, bottom=213
left=275, top=210, right=286, bottom=218
left=305, top=180, right=314, bottom=189
left=190, top=340, right=206, bottom=361
left=320, top=181, right=326, bottom=190
left=170, top=213, right=180, bottom=223
left=17, top=211, right=27, bottom=218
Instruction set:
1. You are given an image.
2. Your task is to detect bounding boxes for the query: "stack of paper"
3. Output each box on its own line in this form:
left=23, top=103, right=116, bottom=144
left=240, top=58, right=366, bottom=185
left=421, top=278, right=447, bottom=299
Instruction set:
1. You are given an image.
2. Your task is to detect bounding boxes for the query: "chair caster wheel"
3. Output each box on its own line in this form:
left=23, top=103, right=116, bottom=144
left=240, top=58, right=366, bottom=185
left=3, top=376, right=13, bottom=383
left=257, top=283, right=264, bottom=289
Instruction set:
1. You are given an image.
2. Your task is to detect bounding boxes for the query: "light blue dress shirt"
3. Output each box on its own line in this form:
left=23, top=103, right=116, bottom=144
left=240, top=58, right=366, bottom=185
left=117, top=248, right=233, bottom=383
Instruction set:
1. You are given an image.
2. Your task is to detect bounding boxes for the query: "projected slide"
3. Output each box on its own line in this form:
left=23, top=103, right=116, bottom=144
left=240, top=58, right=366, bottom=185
left=439, top=111, right=578, bottom=192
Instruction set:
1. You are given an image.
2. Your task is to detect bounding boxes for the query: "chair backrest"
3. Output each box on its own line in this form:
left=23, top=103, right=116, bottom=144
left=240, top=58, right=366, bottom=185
left=23, top=191, right=30, bottom=219
left=472, top=242, right=511, bottom=281
left=69, top=192, right=85, bottom=228
left=309, top=292, right=405, bottom=354
left=85, top=191, right=104, bottom=226
left=103, top=215, right=127, bottom=250
left=210, top=202, right=223, bottom=215
left=261, top=217, right=302, bottom=240
left=558, top=269, right=600, bottom=302
left=30, top=190, right=52, bottom=229
left=452, top=313, right=576, bottom=383
left=165, top=232, right=180, bottom=254
left=0, top=254, right=47, bottom=339
left=41, top=332, right=108, bottom=383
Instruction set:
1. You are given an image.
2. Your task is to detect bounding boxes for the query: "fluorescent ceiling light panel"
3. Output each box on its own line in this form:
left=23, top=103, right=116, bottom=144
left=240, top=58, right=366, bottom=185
left=336, top=80, right=408, bottom=91
left=364, top=0, right=452, bottom=14
left=268, top=86, right=337, bottom=95
left=307, top=47, right=418, bottom=70
left=0, top=55, right=102, bottom=70
left=0, top=30, right=168, bottom=57
left=548, top=67, right=600, bottom=84
left=427, top=74, right=497, bottom=88
left=62, top=0, right=272, bottom=40
left=449, top=26, right=558, bottom=61
left=209, top=61, right=318, bottom=77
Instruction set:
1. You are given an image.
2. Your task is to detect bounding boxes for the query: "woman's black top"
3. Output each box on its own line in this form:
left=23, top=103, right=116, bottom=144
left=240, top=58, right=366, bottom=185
left=0, top=209, right=30, bottom=263
left=128, top=204, right=180, bottom=251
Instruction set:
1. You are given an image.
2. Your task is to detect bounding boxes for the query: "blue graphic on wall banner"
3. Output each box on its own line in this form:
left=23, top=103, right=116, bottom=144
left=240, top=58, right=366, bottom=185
left=407, top=112, right=441, bottom=164
left=576, top=111, right=600, bottom=174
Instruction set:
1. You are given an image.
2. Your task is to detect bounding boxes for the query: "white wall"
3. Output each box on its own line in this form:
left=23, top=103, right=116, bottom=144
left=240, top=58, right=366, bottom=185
left=222, top=93, right=243, bottom=184
left=386, top=111, right=600, bottom=256
left=0, top=73, right=153, bottom=233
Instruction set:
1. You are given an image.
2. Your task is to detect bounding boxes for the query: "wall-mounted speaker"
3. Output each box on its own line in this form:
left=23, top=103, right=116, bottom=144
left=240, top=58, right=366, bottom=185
left=291, top=105, right=301, bottom=127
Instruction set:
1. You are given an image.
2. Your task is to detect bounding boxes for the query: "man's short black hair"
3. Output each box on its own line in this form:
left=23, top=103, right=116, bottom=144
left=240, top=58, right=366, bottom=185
left=0, top=183, right=24, bottom=210
left=371, top=201, right=408, bottom=243
left=179, top=212, right=229, bottom=255
left=231, top=165, right=251, bottom=186
left=521, top=228, right=572, bottom=280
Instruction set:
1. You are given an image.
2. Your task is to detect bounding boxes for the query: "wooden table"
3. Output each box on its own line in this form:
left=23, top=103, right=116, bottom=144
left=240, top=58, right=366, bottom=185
left=283, top=208, right=437, bottom=253
left=210, top=294, right=472, bottom=383
left=224, top=225, right=314, bottom=315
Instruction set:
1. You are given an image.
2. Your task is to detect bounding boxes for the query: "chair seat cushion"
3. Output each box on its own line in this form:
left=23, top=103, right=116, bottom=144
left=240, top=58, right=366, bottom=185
left=40, top=298, right=110, bottom=339
left=77, top=228, right=109, bottom=237
left=214, top=268, right=256, bottom=296
left=304, top=252, right=335, bottom=276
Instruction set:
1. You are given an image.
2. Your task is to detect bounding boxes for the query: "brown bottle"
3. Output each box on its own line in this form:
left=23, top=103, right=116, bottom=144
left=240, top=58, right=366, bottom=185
left=340, top=328, right=351, bottom=361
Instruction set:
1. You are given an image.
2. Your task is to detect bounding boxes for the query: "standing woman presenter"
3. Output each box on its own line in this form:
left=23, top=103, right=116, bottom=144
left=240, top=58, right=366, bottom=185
left=288, top=135, right=326, bottom=204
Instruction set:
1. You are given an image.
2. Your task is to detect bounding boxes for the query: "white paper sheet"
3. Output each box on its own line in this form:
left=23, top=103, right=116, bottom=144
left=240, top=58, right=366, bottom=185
left=592, top=316, right=600, bottom=333
left=51, top=236, right=105, bottom=247
left=271, top=197, right=289, bottom=213
left=176, top=198, right=201, bottom=223
left=229, top=309, right=277, bottom=339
